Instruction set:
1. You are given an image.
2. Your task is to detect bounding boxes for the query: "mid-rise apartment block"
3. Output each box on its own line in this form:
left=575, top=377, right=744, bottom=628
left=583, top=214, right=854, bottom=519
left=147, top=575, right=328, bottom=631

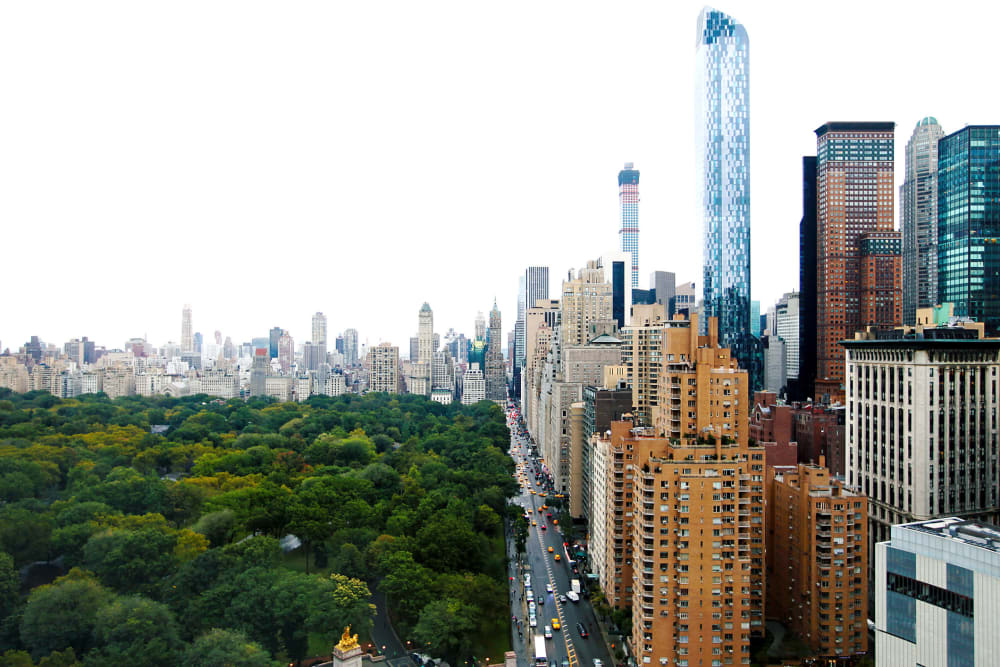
left=875, top=518, right=1000, bottom=667
left=766, top=461, right=868, bottom=658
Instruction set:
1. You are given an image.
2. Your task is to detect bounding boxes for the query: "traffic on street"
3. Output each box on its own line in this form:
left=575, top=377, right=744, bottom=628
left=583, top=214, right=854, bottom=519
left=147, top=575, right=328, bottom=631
left=506, top=402, right=612, bottom=667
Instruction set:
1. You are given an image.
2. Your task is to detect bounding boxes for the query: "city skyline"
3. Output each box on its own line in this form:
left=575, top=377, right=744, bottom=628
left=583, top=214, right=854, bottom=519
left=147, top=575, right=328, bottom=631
left=2, top=1, right=999, bottom=351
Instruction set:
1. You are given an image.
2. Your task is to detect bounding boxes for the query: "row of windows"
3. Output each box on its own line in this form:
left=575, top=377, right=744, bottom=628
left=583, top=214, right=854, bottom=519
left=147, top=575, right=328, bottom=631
left=886, top=572, right=973, bottom=618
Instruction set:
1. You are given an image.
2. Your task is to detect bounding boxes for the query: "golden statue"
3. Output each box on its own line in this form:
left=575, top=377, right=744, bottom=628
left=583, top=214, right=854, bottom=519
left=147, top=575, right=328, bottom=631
left=337, top=625, right=360, bottom=651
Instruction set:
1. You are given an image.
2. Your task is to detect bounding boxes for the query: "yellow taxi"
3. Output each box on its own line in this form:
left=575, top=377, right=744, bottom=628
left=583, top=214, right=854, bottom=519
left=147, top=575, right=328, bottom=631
left=551, top=618, right=560, bottom=630
left=547, top=546, right=554, bottom=553
left=542, top=505, right=548, bottom=510
left=531, top=521, right=537, bottom=526
left=530, top=490, right=537, bottom=495
left=554, top=554, right=561, bottom=561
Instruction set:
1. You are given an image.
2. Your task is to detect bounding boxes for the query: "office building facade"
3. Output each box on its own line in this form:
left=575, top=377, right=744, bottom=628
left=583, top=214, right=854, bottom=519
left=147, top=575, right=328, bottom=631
left=938, top=125, right=1000, bottom=336
left=875, top=518, right=999, bottom=667
left=814, top=122, right=897, bottom=400
left=901, top=117, right=945, bottom=326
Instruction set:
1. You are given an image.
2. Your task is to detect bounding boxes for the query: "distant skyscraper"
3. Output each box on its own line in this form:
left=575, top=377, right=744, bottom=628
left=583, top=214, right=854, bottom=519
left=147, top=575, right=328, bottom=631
left=525, top=266, right=549, bottom=310
left=312, top=312, right=327, bottom=347
left=618, top=163, right=640, bottom=289
left=750, top=300, right=761, bottom=336
left=269, top=327, right=283, bottom=359
left=901, top=117, right=945, bottom=326
left=343, top=329, right=359, bottom=367
left=485, top=302, right=505, bottom=403
left=814, top=122, right=896, bottom=400
left=181, top=304, right=193, bottom=353
left=697, top=8, right=751, bottom=370
left=649, top=271, right=676, bottom=316
left=474, top=311, right=486, bottom=341
left=409, top=303, right=433, bottom=396
left=193, top=332, right=203, bottom=354
left=938, top=125, right=1000, bottom=336
left=774, top=291, right=800, bottom=382
left=335, top=335, right=344, bottom=355
left=277, top=333, right=294, bottom=373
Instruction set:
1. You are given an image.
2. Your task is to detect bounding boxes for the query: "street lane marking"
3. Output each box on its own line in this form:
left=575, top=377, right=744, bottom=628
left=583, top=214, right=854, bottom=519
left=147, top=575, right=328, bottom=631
left=534, top=520, right=576, bottom=667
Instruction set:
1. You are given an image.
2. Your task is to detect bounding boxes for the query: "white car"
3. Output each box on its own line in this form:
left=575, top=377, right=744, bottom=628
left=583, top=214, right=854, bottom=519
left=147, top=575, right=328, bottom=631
left=544, top=625, right=553, bottom=639
left=594, top=661, right=603, bottom=667
left=529, top=614, right=537, bottom=627
left=546, top=584, right=553, bottom=593
left=529, top=601, right=536, bottom=615
left=524, top=574, right=531, bottom=588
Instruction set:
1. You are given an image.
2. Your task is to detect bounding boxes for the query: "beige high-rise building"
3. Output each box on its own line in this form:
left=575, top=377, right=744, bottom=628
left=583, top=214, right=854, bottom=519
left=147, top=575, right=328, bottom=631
left=181, top=304, right=193, bottom=353
left=591, top=315, right=764, bottom=665
left=623, top=309, right=747, bottom=449
left=561, top=261, right=614, bottom=347
left=766, top=461, right=868, bottom=658
left=368, top=342, right=399, bottom=394
left=409, top=303, right=434, bottom=396
left=312, top=312, right=327, bottom=347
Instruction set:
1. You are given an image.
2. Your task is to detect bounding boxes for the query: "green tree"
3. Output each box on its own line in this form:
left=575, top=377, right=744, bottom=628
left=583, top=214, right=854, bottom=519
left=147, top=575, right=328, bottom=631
left=411, top=598, right=476, bottom=662
left=180, top=628, right=274, bottom=667
left=329, top=543, right=367, bottom=580
left=20, top=569, right=112, bottom=659
left=191, top=510, right=237, bottom=548
left=0, top=552, right=20, bottom=620
left=377, top=551, right=434, bottom=623
left=0, top=507, right=53, bottom=567
left=88, top=596, right=182, bottom=667
left=37, top=648, right=79, bottom=667
left=82, top=526, right=177, bottom=596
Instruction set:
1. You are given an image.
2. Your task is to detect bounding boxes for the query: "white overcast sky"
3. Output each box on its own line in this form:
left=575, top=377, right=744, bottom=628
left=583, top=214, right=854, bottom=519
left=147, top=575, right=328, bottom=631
left=2, top=1, right=998, bottom=355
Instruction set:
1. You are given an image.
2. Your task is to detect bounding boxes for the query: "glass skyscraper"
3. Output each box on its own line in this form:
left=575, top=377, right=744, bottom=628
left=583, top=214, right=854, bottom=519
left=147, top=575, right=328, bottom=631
left=938, top=125, right=1000, bottom=336
left=618, top=163, right=640, bottom=289
left=696, top=8, right=755, bottom=383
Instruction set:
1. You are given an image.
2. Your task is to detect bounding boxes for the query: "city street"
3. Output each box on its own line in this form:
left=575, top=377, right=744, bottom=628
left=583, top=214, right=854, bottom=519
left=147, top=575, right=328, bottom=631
left=506, top=406, right=612, bottom=667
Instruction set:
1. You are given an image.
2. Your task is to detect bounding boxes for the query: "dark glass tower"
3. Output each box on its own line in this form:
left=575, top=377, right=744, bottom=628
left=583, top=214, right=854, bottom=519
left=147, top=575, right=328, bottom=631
left=796, top=156, right=818, bottom=402
left=938, top=126, right=1000, bottom=335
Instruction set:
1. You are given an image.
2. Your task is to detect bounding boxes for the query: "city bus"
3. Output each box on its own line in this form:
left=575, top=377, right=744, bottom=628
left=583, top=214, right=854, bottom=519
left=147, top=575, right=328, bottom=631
left=534, top=635, right=547, bottom=666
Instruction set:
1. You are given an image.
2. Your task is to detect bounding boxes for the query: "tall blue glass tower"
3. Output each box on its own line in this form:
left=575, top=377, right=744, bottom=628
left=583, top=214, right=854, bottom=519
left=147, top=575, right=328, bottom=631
left=938, top=125, right=1000, bottom=335
left=696, top=8, right=757, bottom=385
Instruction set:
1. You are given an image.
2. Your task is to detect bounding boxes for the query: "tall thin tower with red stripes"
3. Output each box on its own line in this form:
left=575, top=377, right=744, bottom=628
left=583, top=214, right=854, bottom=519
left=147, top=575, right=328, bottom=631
left=618, top=162, right=640, bottom=289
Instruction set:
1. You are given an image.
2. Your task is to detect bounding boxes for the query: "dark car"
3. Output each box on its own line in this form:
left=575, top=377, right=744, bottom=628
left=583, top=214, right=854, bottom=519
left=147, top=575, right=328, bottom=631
left=576, top=622, right=588, bottom=638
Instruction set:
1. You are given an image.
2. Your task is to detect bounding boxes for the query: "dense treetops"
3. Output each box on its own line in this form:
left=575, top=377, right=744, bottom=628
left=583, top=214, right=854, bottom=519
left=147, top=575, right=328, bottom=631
left=0, top=389, right=515, bottom=665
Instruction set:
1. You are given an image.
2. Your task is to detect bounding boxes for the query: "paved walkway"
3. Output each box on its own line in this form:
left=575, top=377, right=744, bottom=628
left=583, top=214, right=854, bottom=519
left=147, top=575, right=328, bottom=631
left=370, top=584, right=416, bottom=666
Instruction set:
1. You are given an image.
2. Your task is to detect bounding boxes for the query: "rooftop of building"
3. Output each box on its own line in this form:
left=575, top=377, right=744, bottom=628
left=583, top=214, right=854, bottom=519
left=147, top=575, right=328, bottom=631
left=815, top=121, right=895, bottom=136
left=896, top=518, right=1000, bottom=557
left=844, top=325, right=996, bottom=347
left=916, top=116, right=939, bottom=128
